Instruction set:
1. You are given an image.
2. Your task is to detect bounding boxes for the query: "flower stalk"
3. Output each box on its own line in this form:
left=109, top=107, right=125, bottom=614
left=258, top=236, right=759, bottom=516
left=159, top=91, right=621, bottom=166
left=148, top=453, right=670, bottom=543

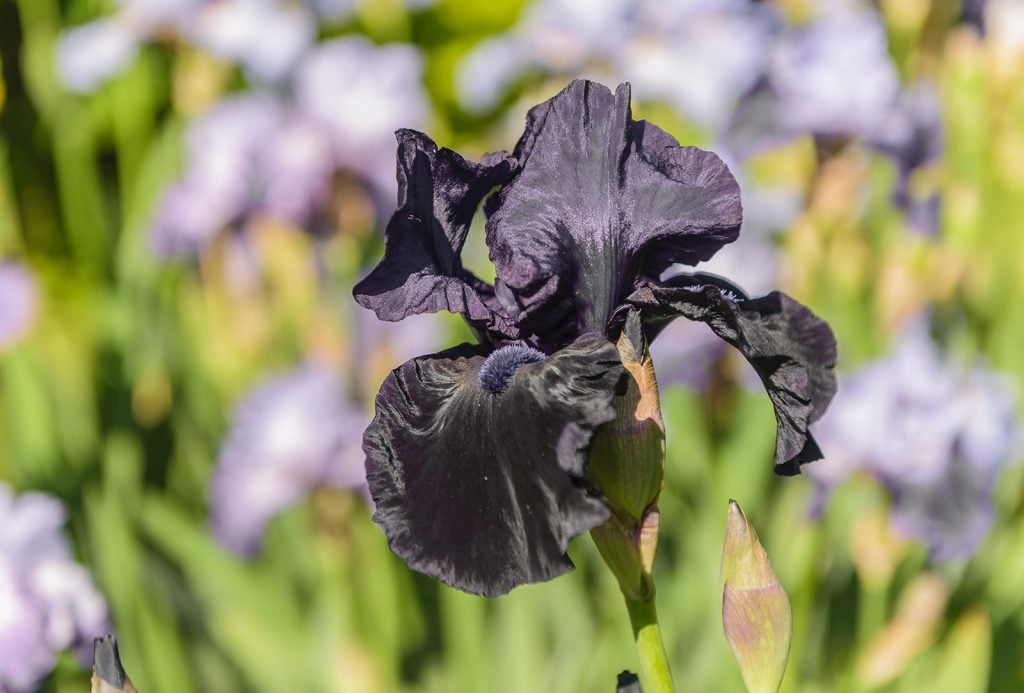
left=589, top=312, right=675, bottom=690
left=627, top=595, right=675, bottom=693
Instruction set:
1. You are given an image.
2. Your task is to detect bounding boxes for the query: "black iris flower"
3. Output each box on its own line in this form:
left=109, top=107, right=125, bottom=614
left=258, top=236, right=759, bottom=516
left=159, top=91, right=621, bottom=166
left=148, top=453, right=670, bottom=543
left=354, top=80, right=836, bottom=597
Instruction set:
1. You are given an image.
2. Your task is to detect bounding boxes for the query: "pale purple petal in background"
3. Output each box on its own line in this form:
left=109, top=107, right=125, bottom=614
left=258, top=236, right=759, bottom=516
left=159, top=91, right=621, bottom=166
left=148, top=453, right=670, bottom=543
left=455, top=0, right=631, bottom=113
left=457, top=0, right=773, bottom=125
left=353, top=310, right=447, bottom=395
left=210, top=364, right=369, bottom=557
left=308, top=0, right=355, bottom=22
left=0, top=484, right=109, bottom=691
left=648, top=319, right=726, bottom=391
left=0, top=490, right=69, bottom=571
left=152, top=38, right=431, bottom=255
left=620, top=1, right=775, bottom=126
left=118, top=0, right=203, bottom=33
left=809, top=323, right=1020, bottom=561
left=190, top=0, right=315, bottom=83
left=56, top=18, right=140, bottom=93
left=870, top=84, right=944, bottom=233
left=258, top=116, right=336, bottom=224
left=0, top=262, right=38, bottom=348
left=31, top=561, right=109, bottom=662
left=768, top=9, right=902, bottom=141
left=151, top=92, right=283, bottom=256
left=0, top=571, right=52, bottom=693
left=457, top=35, right=537, bottom=114
left=295, top=37, right=429, bottom=202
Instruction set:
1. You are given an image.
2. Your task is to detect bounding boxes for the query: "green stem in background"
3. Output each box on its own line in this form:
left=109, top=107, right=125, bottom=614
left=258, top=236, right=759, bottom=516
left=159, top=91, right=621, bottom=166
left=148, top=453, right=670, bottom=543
left=626, top=596, right=675, bottom=693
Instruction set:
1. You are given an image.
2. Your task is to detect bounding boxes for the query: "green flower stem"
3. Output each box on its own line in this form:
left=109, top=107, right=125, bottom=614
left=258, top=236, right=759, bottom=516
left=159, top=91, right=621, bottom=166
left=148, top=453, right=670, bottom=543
left=626, top=595, right=675, bottom=693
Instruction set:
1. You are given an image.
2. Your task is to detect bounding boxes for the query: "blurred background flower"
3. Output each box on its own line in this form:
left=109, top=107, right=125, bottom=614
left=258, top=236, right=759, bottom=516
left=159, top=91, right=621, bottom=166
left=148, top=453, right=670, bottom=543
left=0, top=262, right=37, bottom=349
left=0, top=485, right=108, bottom=691
left=151, top=35, right=428, bottom=257
left=209, top=363, right=369, bottom=557
left=810, top=322, right=1019, bottom=561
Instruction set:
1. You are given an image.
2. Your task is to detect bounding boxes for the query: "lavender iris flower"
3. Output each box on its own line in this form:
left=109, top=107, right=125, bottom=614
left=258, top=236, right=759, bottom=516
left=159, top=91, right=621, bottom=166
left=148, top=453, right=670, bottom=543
left=57, top=0, right=436, bottom=93
left=617, top=0, right=776, bottom=127
left=871, top=84, right=944, bottom=233
left=151, top=37, right=428, bottom=257
left=724, top=6, right=945, bottom=233
left=354, top=80, right=837, bottom=596
left=152, top=92, right=282, bottom=256
left=190, top=0, right=315, bottom=82
left=57, top=0, right=323, bottom=92
left=293, top=37, right=429, bottom=207
left=0, top=262, right=38, bottom=349
left=810, top=325, right=1019, bottom=561
left=725, top=6, right=902, bottom=153
left=769, top=9, right=902, bottom=142
left=56, top=18, right=140, bottom=94
left=209, top=364, right=369, bottom=557
left=0, top=484, right=109, bottom=692
left=456, top=0, right=772, bottom=128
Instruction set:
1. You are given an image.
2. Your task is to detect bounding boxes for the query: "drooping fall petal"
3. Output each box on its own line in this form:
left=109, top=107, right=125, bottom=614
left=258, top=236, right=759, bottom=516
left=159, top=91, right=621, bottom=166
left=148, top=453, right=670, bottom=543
left=364, top=333, right=624, bottom=596
left=620, top=273, right=837, bottom=474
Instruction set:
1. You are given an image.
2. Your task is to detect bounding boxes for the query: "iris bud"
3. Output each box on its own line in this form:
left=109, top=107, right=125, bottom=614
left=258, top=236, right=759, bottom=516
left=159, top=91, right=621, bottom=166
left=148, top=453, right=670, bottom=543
left=588, top=311, right=665, bottom=602
left=92, top=634, right=137, bottom=693
left=722, top=500, right=792, bottom=693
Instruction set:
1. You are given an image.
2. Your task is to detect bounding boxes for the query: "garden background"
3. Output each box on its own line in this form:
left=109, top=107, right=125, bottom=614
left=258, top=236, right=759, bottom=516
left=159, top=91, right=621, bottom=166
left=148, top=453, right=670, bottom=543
left=1, top=0, right=1023, bottom=691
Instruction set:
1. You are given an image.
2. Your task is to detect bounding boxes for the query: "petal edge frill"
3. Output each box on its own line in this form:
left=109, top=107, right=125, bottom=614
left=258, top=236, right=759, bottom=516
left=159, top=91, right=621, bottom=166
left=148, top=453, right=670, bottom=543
left=354, top=129, right=518, bottom=338
left=620, top=273, right=837, bottom=475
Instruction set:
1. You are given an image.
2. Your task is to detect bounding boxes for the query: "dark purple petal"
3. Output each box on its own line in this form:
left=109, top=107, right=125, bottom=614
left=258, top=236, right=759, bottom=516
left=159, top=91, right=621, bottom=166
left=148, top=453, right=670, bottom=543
left=354, top=130, right=518, bottom=338
left=485, top=80, right=742, bottom=344
left=618, top=273, right=836, bottom=475
left=363, top=333, right=624, bottom=596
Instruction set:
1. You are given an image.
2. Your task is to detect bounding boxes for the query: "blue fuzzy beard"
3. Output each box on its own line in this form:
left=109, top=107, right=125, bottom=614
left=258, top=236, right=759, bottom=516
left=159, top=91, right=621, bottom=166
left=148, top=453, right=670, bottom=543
left=478, top=344, right=547, bottom=394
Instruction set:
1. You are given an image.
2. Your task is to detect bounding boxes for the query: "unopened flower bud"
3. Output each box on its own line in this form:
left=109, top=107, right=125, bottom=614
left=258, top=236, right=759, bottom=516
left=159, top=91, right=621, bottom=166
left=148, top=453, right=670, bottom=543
left=92, top=634, right=137, bottom=693
left=722, top=500, right=792, bottom=693
left=589, top=311, right=666, bottom=602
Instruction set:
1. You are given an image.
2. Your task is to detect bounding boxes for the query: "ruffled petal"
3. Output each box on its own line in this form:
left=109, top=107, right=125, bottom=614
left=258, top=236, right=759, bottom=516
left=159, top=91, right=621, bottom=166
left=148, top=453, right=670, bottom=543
left=354, top=130, right=518, bottom=337
left=363, top=333, right=624, bottom=596
left=618, top=273, right=836, bottom=475
left=485, top=79, right=742, bottom=344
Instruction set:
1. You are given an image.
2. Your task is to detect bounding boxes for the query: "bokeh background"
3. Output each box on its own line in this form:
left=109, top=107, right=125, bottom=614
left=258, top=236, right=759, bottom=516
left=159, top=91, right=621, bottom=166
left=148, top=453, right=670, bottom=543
left=2, top=0, right=1024, bottom=690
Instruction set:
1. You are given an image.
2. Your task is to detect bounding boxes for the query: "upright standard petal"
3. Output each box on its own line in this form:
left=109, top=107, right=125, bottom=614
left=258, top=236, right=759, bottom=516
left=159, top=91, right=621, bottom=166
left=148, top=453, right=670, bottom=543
left=354, top=130, right=517, bottom=337
left=619, top=274, right=836, bottom=475
left=363, top=333, right=624, bottom=596
left=485, top=80, right=742, bottom=344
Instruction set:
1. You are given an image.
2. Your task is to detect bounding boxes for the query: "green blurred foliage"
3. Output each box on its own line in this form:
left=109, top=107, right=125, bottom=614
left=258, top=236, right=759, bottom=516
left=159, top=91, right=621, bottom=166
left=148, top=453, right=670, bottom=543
left=1, top=0, right=1023, bottom=691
